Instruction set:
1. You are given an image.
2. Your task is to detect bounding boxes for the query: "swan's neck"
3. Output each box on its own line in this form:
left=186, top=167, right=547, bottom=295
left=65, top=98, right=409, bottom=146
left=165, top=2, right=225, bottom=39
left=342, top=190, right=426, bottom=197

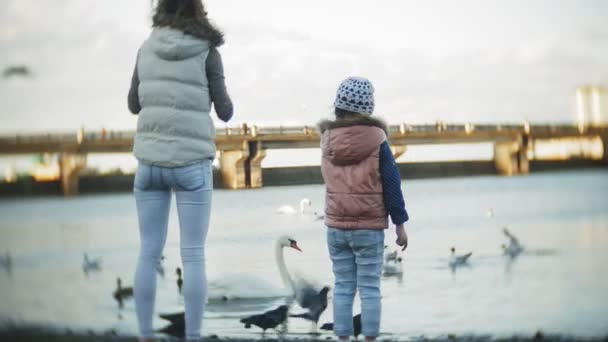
left=299, top=200, right=309, bottom=214
left=275, top=243, right=295, bottom=296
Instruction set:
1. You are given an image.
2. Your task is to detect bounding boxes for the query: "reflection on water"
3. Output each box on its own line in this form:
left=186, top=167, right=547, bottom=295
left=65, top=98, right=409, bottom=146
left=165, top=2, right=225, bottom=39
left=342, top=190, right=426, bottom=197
left=0, top=170, right=607, bottom=339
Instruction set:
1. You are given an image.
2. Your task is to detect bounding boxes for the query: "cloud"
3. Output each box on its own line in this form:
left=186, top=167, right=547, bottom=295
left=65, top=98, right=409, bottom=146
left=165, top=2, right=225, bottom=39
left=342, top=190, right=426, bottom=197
left=1, top=0, right=608, bottom=133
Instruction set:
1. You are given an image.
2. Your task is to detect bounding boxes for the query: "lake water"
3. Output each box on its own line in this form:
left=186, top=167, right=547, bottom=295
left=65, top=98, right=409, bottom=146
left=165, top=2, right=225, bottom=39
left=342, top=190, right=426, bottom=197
left=0, top=170, right=607, bottom=340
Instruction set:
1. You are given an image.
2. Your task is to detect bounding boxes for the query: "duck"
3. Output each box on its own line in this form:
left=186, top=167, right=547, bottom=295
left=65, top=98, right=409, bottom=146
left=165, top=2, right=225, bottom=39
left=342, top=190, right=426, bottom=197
left=176, top=267, right=183, bottom=294
left=313, top=211, right=325, bottom=221
left=383, top=256, right=403, bottom=276
left=384, top=246, right=399, bottom=263
left=82, top=253, right=102, bottom=274
left=449, top=247, right=472, bottom=269
left=156, top=255, right=165, bottom=277
left=112, top=277, right=133, bottom=307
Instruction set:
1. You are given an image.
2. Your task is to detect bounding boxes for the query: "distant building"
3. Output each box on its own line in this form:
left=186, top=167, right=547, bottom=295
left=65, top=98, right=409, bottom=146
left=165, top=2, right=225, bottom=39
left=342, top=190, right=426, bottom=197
left=575, top=85, right=607, bottom=131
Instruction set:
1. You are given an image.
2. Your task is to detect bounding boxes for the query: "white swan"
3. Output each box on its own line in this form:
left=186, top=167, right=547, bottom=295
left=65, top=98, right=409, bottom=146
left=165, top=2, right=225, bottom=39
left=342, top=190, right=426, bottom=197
left=207, top=235, right=302, bottom=301
left=276, top=198, right=312, bottom=215
left=486, top=208, right=495, bottom=219
left=449, top=247, right=472, bottom=269
left=82, top=253, right=101, bottom=273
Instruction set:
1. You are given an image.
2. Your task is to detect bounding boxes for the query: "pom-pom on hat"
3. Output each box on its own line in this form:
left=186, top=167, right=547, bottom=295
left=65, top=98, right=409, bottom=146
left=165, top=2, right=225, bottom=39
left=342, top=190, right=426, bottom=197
left=334, top=77, right=375, bottom=115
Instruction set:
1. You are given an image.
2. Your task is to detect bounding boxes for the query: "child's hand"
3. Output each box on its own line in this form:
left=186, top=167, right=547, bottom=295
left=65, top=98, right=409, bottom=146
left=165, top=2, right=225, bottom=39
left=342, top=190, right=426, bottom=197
left=395, top=224, right=408, bottom=251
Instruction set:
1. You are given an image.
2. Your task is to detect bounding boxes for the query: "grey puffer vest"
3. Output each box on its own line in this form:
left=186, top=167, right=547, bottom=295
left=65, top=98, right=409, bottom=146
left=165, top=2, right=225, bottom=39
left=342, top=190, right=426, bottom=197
left=134, top=27, right=215, bottom=167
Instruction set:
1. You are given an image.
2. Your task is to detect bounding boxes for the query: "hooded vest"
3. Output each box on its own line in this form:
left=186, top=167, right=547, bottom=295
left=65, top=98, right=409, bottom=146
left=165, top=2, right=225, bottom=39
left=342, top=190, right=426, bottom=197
left=320, top=118, right=389, bottom=229
left=134, top=27, right=215, bottom=167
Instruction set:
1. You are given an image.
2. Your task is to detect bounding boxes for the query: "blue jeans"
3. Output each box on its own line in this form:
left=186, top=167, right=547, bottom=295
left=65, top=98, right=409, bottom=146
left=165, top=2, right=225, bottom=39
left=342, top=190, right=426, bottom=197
left=327, top=228, right=384, bottom=338
left=133, top=160, right=213, bottom=340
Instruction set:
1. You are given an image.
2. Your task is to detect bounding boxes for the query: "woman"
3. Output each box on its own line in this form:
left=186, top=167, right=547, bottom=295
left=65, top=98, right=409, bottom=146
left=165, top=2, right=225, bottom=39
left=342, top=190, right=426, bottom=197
left=127, top=1, right=233, bottom=341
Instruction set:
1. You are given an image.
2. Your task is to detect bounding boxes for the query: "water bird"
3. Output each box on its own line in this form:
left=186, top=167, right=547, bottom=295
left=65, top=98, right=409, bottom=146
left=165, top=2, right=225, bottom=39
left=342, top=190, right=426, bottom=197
left=276, top=198, right=312, bottom=215
left=502, top=227, right=524, bottom=258
left=176, top=267, right=183, bottom=294
left=384, top=246, right=399, bottom=263
left=0, top=251, right=12, bottom=271
left=3, top=65, right=31, bottom=78
left=112, top=277, right=133, bottom=308
left=156, top=255, right=165, bottom=277
left=449, top=247, right=472, bottom=269
left=157, top=312, right=185, bottom=338
left=82, top=253, right=102, bottom=274
left=207, top=235, right=302, bottom=301
left=289, top=286, right=330, bottom=333
left=320, top=314, right=362, bottom=339
left=240, top=305, right=289, bottom=336
left=486, top=208, right=495, bottom=219
left=313, top=211, right=325, bottom=221
left=383, top=256, right=403, bottom=276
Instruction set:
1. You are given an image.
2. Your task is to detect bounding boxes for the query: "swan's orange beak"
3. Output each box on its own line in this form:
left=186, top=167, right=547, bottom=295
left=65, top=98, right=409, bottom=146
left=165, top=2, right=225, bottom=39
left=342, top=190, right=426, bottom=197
left=290, top=241, right=302, bottom=252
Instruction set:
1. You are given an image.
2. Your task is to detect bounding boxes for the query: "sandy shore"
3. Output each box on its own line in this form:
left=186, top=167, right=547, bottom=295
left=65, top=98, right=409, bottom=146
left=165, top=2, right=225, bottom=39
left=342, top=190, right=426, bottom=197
left=1, top=326, right=607, bottom=342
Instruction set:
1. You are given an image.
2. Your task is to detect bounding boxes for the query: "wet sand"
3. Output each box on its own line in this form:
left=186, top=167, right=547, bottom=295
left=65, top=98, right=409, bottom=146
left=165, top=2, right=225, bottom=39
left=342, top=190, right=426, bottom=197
left=1, top=326, right=606, bottom=342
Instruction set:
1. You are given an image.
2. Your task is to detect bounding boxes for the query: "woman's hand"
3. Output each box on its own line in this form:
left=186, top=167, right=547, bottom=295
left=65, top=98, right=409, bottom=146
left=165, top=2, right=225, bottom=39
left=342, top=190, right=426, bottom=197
left=395, top=224, right=408, bottom=251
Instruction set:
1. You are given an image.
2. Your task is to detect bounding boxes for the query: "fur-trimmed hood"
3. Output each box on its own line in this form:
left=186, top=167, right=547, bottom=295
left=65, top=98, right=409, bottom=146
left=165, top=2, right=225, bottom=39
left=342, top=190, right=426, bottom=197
left=317, top=115, right=388, bottom=135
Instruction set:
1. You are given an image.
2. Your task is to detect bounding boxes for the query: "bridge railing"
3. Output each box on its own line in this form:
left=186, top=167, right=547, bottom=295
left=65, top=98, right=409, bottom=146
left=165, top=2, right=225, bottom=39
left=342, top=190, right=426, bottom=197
left=1, top=123, right=602, bottom=147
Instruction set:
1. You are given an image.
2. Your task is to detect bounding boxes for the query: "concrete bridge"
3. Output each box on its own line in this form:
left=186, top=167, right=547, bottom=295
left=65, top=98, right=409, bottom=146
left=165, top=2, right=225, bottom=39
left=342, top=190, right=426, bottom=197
left=1, top=123, right=607, bottom=195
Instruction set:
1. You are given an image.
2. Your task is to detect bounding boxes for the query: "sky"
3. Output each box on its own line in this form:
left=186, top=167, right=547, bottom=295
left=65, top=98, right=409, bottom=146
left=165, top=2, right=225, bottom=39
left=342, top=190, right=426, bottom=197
left=0, top=0, right=607, bottom=135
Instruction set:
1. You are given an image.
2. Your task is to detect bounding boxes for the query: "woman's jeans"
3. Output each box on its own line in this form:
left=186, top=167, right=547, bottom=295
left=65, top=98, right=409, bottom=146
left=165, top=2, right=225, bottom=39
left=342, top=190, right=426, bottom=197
left=134, top=160, right=213, bottom=340
left=327, top=228, right=384, bottom=338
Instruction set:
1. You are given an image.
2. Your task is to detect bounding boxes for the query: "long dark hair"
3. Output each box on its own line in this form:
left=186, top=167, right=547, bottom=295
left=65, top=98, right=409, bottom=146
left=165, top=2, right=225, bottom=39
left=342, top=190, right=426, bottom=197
left=152, top=0, right=225, bottom=46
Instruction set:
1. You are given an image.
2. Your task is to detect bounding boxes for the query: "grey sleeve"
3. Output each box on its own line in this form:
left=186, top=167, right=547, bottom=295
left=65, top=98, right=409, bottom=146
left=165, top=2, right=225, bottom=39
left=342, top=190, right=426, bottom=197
left=206, top=47, right=233, bottom=122
left=127, top=52, right=141, bottom=115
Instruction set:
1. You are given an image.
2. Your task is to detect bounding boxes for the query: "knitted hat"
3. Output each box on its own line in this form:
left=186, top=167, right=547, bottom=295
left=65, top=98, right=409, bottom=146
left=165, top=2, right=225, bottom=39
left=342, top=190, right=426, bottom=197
left=334, top=77, right=375, bottom=115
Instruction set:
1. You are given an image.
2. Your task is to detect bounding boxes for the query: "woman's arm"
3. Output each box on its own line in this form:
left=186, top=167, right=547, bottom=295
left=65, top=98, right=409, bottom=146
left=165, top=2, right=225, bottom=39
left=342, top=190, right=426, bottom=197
left=127, top=52, right=141, bottom=115
left=206, top=47, right=233, bottom=122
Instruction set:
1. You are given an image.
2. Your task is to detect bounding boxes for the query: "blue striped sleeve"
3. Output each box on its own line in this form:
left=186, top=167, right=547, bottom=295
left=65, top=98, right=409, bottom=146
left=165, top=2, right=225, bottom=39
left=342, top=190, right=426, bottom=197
left=379, top=141, right=409, bottom=225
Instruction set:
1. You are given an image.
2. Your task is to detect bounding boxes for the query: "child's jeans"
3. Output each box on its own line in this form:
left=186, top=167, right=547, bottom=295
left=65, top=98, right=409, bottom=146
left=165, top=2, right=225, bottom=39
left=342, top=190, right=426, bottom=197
left=133, top=160, right=213, bottom=340
left=327, top=227, right=384, bottom=338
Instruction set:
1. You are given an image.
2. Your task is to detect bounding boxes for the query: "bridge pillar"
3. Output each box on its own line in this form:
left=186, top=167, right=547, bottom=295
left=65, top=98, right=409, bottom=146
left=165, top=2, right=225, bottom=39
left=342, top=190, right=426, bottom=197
left=248, top=141, right=266, bottom=188
left=219, top=141, right=249, bottom=189
left=59, top=153, right=87, bottom=196
left=494, top=135, right=529, bottom=176
left=602, top=133, right=608, bottom=166
left=390, top=145, right=407, bottom=160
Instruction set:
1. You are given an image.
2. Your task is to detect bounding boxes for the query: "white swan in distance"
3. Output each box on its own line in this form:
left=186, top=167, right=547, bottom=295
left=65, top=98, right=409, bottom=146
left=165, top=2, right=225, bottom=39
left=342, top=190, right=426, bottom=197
left=277, top=198, right=312, bottom=215
left=449, top=247, right=472, bottom=269
left=207, top=235, right=302, bottom=301
left=82, top=253, right=102, bottom=273
left=486, top=208, right=495, bottom=219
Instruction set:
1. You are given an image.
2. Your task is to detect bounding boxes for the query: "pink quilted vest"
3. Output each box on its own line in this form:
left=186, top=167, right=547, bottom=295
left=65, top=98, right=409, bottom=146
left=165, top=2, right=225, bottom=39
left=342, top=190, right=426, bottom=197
left=320, top=124, right=388, bottom=229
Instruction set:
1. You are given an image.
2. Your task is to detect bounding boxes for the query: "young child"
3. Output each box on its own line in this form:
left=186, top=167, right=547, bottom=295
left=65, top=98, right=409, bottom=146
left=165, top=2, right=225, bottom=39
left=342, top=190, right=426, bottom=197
left=319, top=77, right=409, bottom=342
